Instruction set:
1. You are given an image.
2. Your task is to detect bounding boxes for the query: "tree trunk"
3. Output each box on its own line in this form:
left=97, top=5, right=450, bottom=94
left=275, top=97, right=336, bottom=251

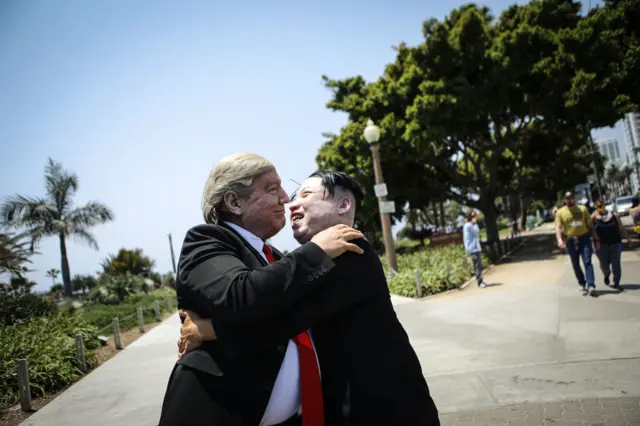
left=586, top=126, right=605, bottom=200
left=432, top=201, right=440, bottom=231
left=520, top=194, right=531, bottom=232
left=508, top=195, right=520, bottom=223
left=439, top=200, right=446, bottom=230
left=480, top=201, right=500, bottom=244
left=59, top=233, right=72, bottom=297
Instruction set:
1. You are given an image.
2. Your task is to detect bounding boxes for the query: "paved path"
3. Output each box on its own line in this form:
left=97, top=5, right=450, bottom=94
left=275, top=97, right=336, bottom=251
left=440, top=396, right=640, bottom=426
left=18, top=231, right=640, bottom=426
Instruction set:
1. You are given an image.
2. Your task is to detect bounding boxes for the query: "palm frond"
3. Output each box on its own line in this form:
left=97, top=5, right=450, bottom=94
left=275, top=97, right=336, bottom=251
left=68, top=202, right=114, bottom=229
left=1, top=195, right=58, bottom=226
left=0, top=226, right=38, bottom=277
left=70, top=229, right=99, bottom=250
left=45, top=158, right=78, bottom=214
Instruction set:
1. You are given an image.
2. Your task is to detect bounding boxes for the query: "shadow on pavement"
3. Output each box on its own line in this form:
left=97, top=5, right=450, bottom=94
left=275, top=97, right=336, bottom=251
left=498, top=234, right=561, bottom=264
left=621, top=283, right=640, bottom=291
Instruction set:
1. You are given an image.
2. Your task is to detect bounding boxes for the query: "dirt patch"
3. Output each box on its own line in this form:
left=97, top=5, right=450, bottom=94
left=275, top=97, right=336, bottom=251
left=0, top=313, right=174, bottom=426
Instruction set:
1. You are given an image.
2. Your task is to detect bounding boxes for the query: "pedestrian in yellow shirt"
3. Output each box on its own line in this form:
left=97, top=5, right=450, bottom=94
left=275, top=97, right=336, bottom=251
left=555, top=191, right=599, bottom=296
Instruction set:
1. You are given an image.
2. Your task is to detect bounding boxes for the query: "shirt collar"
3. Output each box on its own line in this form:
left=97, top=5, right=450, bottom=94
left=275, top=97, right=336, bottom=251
left=223, top=221, right=266, bottom=254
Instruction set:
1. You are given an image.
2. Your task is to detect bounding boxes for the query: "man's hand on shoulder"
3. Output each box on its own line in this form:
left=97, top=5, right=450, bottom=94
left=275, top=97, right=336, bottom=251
left=310, top=224, right=365, bottom=258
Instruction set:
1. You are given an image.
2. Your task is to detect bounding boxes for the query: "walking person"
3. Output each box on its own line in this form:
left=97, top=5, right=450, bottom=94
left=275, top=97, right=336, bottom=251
left=511, top=219, right=519, bottom=238
left=463, top=211, right=486, bottom=289
left=630, top=196, right=640, bottom=238
left=555, top=191, right=599, bottom=296
left=591, top=200, right=632, bottom=291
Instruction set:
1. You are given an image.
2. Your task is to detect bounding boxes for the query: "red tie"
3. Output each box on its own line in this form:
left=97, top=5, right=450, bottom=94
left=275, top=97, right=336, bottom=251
left=262, top=244, right=324, bottom=426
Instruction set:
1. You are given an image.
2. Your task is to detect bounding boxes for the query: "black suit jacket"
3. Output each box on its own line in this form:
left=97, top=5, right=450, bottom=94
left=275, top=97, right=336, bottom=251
left=170, top=222, right=335, bottom=425
left=217, top=237, right=440, bottom=425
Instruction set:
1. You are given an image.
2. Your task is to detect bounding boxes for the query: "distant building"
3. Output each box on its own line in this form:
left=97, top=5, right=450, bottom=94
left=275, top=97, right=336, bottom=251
left=595, top=138, right=623, bottom=164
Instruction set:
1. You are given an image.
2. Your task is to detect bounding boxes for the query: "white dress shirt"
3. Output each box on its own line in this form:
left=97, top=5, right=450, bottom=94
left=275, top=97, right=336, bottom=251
left=224, top=222, right=319, bottom=426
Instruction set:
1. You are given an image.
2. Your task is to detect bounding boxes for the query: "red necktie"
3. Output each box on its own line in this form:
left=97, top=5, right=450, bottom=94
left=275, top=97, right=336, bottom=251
left=262, top=244, right=324, bottom=426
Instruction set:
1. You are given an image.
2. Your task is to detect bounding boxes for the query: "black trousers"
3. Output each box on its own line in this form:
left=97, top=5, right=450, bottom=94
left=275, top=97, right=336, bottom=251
left=158, top=364, right=242, bottom=426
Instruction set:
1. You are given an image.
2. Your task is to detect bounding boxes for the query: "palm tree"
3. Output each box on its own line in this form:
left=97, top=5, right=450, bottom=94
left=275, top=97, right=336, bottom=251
left=1, top=158, right=114, bottom=297
left=621, top=165, right=635, bottom=194
left=46, top=268, right=60, bottom=287
left=0, top=225, right=36, bottom=278
left=101, top=248, right=156, bottom=277
left=606, top=164, right=621, bottom=197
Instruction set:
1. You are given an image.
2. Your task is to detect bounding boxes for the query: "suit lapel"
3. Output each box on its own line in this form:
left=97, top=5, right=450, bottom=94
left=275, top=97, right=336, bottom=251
left=218, top=222, right=268, bottom=266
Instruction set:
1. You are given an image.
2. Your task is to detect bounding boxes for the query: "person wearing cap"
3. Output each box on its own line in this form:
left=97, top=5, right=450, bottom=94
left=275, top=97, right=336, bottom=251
left=591, top=199, right=631, bottom=290
left=555, top=191, right=599, bottom=296
left=463, top=211, right=486, bottom=289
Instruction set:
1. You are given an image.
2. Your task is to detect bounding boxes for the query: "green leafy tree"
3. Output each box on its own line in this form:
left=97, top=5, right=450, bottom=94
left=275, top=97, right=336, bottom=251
left=101, top=248, right=156, bottom=277
left=1, top=158, right=114, bottom=297
left=0, top=276, right=37, bottom=296
left=161, top=272, right=177, bottom=289
left=71, top=274, right=97, bottom=295
left=321, top=1, right=588, bottom=243
left=50, top=283, right=64, bottom=295
left=505, top=123, right=596, bottom=228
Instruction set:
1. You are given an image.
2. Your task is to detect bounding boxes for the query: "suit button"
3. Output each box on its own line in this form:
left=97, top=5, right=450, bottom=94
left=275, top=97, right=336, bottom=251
left=277, top=345, right=286, bottom=352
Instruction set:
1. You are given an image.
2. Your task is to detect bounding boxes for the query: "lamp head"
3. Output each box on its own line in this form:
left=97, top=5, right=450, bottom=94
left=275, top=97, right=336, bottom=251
left=363, top=119, right=380, bottom=146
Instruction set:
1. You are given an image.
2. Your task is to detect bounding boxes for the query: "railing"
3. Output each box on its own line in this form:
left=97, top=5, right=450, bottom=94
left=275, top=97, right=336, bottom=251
left=10, top=295, right=177, bottom=412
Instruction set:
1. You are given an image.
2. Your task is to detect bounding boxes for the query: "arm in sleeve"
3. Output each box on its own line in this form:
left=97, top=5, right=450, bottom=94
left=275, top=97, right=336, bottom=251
left=214, top=239, right=386, bottom=351
left=177, top=225, right=335, bottom=326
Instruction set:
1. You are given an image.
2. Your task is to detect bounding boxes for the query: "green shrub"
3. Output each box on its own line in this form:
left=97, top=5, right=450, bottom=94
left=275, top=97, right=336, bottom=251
left=73, top=288, right=176, bottom=332
left=0, top=292, right=58, bottom=327
left=385, top=244, right=491, bottom=297
left=0, top=314, right=99, bottom=409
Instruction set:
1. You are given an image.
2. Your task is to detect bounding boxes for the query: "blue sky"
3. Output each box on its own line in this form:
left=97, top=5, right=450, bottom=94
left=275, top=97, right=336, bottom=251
left=0, top=0, right=617, bottom=292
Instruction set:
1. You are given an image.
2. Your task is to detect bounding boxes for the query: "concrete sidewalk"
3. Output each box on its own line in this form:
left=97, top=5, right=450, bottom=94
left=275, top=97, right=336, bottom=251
left=18, top=233, right=640, bottom=425
left=399, top=234, right=640, bottom=415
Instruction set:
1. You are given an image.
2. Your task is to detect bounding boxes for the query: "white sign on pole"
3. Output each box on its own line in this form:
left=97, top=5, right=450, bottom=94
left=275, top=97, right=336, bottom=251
left=374, top=183, right=388, bottom=197
left=379, top=200, right=396, bottom=214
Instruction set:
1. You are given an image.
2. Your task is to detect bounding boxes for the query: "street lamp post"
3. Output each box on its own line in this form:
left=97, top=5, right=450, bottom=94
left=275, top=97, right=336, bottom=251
left=363, top=119, right=398, bottom=274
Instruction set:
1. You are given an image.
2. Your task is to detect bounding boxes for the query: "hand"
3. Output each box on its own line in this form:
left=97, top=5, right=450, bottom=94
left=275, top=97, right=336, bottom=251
left=177, top=310, right=216, bottom=360
left=628, top=239, right=634, bottom=249
left=310, top=224, right=365, bottom=258
left=557, top=239, right=566, bottom=249
left=594, top=240, right=600, bottom=250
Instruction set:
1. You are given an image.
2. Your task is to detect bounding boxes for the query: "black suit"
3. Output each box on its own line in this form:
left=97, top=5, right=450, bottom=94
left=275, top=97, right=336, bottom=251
left=220, top=234, right=440, bottom=425
left=159, top=223, right=439, bottom=426
left=158, top=223, right=335, bottom=426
